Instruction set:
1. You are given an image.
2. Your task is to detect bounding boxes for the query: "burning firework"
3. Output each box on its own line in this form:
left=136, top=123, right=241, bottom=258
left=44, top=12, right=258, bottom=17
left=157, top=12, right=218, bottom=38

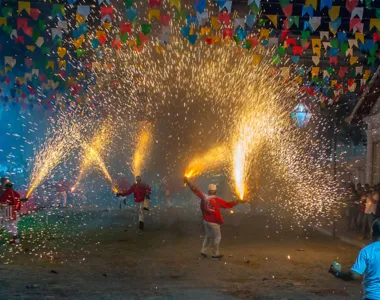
left=132, top=121, right=153, bottom=177
left=26, top=115, right=83, bottom=198
left=73, top=121, right=117, bottom=193
left=185, top=145, right=229, bottom=179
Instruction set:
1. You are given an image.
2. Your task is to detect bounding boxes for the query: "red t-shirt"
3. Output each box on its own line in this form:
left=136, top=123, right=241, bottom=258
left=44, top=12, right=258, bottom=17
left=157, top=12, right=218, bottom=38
left=120, top=182, right=151, bottom=203
left=191, top=186, right=236, bottom=224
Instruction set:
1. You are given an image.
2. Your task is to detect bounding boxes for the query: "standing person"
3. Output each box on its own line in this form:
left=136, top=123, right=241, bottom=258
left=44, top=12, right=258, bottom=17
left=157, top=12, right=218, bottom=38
left=55, top=177, right=70, bottom=208
left=184, top=177, right=246, bottom=260
left=329, top=218, right=380, bottom=299
left=0, top=177, right=9, bottom=229
left=361, top=187, right=379, bottom=240
left=346, top=186, right=358, bottom=230
left=116, top=176, right=151, bottom=231
left=0, top=181, right=22, bottom=244
left=357, top=189, right=367, bottom=231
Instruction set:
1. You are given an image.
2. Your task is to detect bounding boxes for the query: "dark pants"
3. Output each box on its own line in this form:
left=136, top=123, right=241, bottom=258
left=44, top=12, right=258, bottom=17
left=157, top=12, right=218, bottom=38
left=348, top=207, right=358, bottom=229
left=361, top=213, right=376, bottom=237
left=357, top=211, right=365, bottom=229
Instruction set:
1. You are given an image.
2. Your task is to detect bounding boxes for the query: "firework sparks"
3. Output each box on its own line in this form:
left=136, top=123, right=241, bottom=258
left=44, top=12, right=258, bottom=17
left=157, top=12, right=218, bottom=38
left=73, top=121, right=117, bottom=193
left=185, top=145, right=229, bottom=179
left=132, top=121, right=153, bottom=177
left=26, top=116, right=83, bottom=198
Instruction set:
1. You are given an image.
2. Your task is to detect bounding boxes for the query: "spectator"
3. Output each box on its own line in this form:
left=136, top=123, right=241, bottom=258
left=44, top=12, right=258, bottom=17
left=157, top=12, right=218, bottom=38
left=357, top=190, right=367, bottom=231
left=346, top=186, right=358, bottom=230
left=361, top=187, right=379, bottom=240
left=329, top=218, right=380, bottom=300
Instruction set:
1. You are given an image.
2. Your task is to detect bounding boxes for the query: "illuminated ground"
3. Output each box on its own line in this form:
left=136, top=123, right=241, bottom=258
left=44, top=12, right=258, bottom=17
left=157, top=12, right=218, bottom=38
left=0, top=205, right=362, bottom=299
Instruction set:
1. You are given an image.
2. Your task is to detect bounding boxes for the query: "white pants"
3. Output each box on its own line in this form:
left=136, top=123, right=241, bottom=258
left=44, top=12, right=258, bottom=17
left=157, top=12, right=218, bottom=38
left=5, top=219, right=18, bottom=236
left=58, top=192, right=67, bottom=207
left=138, top=202, right=144, bottom=222
left=202, top=220, right=221, bottom=256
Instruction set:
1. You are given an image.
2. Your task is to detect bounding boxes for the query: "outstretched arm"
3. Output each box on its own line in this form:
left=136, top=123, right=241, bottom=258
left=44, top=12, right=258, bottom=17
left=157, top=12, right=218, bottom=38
left=117, top=184, right=135, bottom=197
left=184, top=177, right=204, bottom=200
left=217, top=198, right=237, bottom=209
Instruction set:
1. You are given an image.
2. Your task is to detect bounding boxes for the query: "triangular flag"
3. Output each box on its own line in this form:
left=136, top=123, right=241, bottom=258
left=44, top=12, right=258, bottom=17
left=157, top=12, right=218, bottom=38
left=328, top=6, right=340, bottom=21
left=320, top=31, right=329, bottom=40
left=351, top=7, right=363, bottom=20
left=370, top=19, right=380, bottom=31
left=305, top=0, right=317, bottom=10
left=18, top=1, right=30, bottom=15
left=346, top=0, right=358, bottom=13
left=309, top=17, right=321, bottom=31
left=312, top=56, right=320, bottom=65
left=266, top=15, right=277, bottom=28
left=350, top=56, right=358, bottom=65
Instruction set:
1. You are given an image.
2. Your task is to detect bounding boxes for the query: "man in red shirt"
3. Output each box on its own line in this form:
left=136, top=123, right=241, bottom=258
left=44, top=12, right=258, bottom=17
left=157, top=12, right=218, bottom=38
left=0, top=181, right=22, bottom=244
left=184, top=177, right=246, bottom=259
left=116, top=176, right=151, bottom=231
left=55, top=177, right=70, bottom=208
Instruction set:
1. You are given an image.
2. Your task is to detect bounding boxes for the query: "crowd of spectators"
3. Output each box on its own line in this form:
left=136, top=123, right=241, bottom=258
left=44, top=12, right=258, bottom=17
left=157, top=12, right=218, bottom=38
left=345, top=182, right=380, bottom=240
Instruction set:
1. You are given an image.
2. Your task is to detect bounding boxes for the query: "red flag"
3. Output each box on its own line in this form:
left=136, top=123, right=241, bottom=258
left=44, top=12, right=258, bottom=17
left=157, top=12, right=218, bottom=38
left=338, top=67, right=348, bottom=78
left=346, top=0, right=358, bottom=13
left=248, top=37, right=258, bottom=48
left=29, top=8, right=40, bottom=20
left=286, top=37, right=296, bottom=47
left=373, top=32, right=380, bottom=43
left=293, top=46, right=303, bottom=56
left=149, top=0, right=161, bottom=7
left=120, top=23, right=132, bottom=34
left=222, top=28, right=233, bottom=39
left=330, top=56, right=338, bottom=65
left=282, top=4, right=293, bottom=18
left=100, top=7, right=114, bottom=19
left=349, top=18, right=361, bottom=31
left=280, top=29, right=290, bottom=42
left=218, top=12, right=230, bottom=24
left=17, top=18, right=28, bottom=30
left=160, top=14, right=171, bottom=26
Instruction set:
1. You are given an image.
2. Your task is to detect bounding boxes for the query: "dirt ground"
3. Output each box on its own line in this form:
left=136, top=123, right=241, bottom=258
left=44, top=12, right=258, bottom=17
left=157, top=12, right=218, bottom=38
left=0, top=205, right=363, bottom=300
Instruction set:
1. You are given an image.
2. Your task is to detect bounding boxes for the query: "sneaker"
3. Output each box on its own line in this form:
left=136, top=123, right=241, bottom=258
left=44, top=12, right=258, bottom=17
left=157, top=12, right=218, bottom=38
left=200, top=253, right=208, bottom=258
left=212, top=254, right=224, bottom=260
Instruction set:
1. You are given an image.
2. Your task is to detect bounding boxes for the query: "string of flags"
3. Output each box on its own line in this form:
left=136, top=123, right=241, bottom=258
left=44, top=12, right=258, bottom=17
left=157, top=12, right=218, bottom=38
left=0, top=0, right=378, bottom=111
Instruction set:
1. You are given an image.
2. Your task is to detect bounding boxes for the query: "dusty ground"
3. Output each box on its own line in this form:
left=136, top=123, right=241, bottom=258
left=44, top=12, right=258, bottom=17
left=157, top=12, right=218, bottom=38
left=0, top=205, right=363, bottom=300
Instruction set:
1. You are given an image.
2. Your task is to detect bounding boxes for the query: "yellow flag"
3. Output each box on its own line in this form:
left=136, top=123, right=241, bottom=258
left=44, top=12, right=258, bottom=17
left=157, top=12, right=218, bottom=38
left=328, top=6, right=340, bottom=21
left=57, top=47, right=66, bottom=58
left=312, top=38, right=321, bottom=49
left=148, top=9, right=160, bottom=21
left=102, top=22, right=111, bottom=31
left=305, top=0, right=317, bottom=10
left=46, top=61, right=54, bottom=70
left=127, top=40, right=136, bottom=48
left=76, top=13, right=85, bottom=23
left=370, top=19, right=380, bottom=31
left=211, top=36, right=221, bottom=44
left=253, top=54, right=261, bottom=65
left=155, top=45, right=164, bottom=54
left=0, top=17, right=7, bottom=27
left=260, top=28, right=270, bottom=40
left=313, top=47, right=320, bottom=57
left=26, top=45, right=35, bottom=51
left=266, top=15, right=277, bottom=28
left=211, top=16, right=221, bottom=30
left=200, top=27, right=211, bottom=36
left=312, top=67, right=319, bottom=77
left=331, top=80, right=337, bottom=87
left=5, top=66, right=12, bottom=74
left=355, top=32, right=364, bottom=43
left=73, top=35, right=85, bottom=48
left=349, top=56, right=358, bottom=65
left=364, top=69, right=371, bottom=80
left=59, top=60, right=66, bottom=69
left=169, top=0, right=181, bottom=10
left=18, top=1, right=31, bottom=15
left=295, top=76, right=303, bottom=84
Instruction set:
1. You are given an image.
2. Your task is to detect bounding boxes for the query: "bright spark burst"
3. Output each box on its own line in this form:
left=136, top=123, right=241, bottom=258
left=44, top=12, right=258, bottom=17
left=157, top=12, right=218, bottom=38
left=26, top=115, right=83, bottom=198
left=73, top=121, right=117, bottom=193
left=185, top=145, right=228, bottom=179
left=132, top=121, right=153, bottom=177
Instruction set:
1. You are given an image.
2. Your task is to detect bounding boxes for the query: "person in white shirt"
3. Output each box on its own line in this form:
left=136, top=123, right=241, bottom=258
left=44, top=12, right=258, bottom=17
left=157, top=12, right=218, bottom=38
left=361, top=189, right=379, bottom=240
left=329, top=218, right=380, bottom=300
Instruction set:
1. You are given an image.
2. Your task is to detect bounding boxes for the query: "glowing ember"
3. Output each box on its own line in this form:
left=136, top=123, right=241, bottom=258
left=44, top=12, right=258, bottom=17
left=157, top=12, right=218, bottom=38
left=132, top=122, right=153, bottom=177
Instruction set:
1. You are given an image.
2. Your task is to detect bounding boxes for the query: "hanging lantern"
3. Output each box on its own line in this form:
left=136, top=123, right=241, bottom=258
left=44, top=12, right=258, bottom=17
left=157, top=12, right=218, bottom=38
left=290, top=102, right=312, bottom=128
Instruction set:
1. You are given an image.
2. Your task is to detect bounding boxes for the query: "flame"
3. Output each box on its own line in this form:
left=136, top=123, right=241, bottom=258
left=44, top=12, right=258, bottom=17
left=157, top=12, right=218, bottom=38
left=185, top=145, right=228, bottom=179
left=132, top=122, right=153, bottom=177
